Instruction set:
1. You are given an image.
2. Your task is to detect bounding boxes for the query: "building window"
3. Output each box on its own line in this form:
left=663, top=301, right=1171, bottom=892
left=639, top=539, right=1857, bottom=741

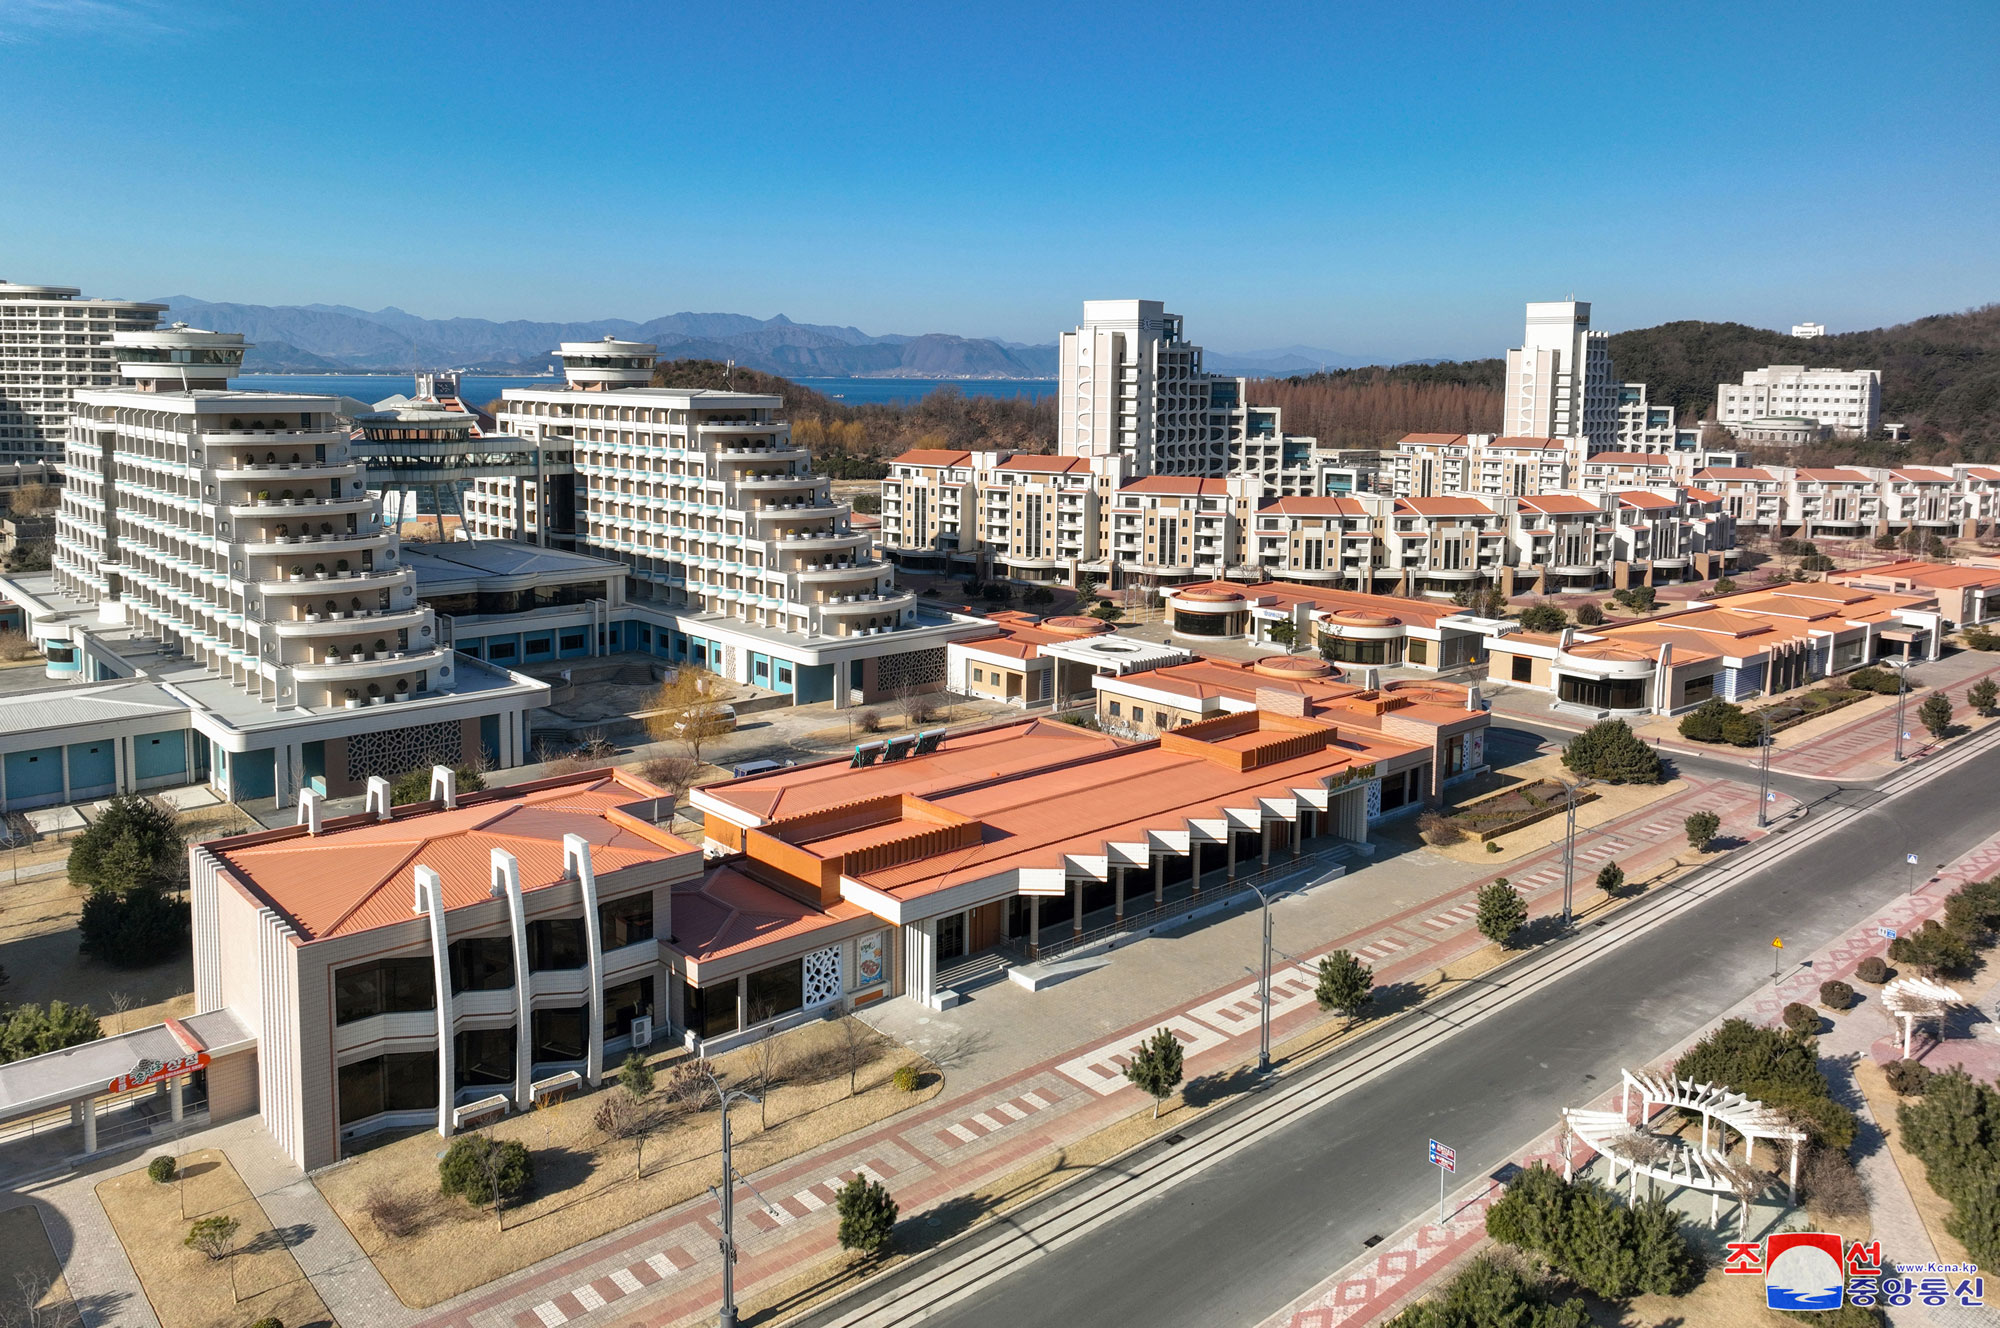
left=683, top=978, right=738, bottom=1040
left=527, top=918, right=586, bottom=971
left=971, top=668, right=984, bottom=683
left=1511, top=655, right=1534, bottom=683
left=338, top=1051, right=438, bottom=1125
left=334, top=957, right=435, bottom=1024
left=1108, top=700, right=1121, bottom=716
left=745, top=959, right=805, bottom=1026
left=598, top=893, right=654, bottom=949
left=448, top=936, right=513, bottom=993
left=1175, top=610, right=1232, bottom=637
left=1132, top=707, right=1145, bottom=723
left=1558, top=675, right=1648, bottom=710
left=531, top=1005, right=589, bottom=1064
left=1683, top=674, right=1716, bottom=704
left=454, top=1027, right=516, bottom=1088
left=1319, top=634, right=1389, bottom=665
left=1407, top=639, right=1429, bottom=665
left=604, top=976, right=654, bottom=1040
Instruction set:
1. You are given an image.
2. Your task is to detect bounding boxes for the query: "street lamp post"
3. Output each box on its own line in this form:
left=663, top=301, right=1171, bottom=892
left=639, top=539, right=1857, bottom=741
left=1756, top=708, right=1773, bottom=828
left=1245, top=880, right=1290, bottom=1073
left=1889, top=656, right=1912, bottom=762
left=705, top=1070, right=763, bottom=1328
left=1560, top=780, right=1578, bottom=927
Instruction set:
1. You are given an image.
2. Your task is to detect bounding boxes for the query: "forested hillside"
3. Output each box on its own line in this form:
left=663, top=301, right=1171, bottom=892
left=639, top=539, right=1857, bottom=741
left=1251, top=305, right=2000, bottom=463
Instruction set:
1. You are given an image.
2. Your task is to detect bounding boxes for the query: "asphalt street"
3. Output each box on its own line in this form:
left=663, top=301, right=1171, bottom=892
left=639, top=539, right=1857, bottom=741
left=831, top=730, right=1996, bottom=1328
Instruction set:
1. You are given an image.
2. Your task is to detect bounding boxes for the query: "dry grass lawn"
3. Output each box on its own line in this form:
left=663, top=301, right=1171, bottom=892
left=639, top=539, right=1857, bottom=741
left=316, top=1015, right=939, bottom=1307
left=1428, top=755, right=1689, bottom=867
left=97, top=1148, right=331, bottom=1328
left=0, top=1203, right=83, bottom=1327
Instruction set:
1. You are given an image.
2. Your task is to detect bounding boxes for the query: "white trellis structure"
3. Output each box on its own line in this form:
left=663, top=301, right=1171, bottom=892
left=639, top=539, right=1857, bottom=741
left=1881, top=976, right=1964, bottom=1057
left=1560, top=1068, right=1809, bottom=1233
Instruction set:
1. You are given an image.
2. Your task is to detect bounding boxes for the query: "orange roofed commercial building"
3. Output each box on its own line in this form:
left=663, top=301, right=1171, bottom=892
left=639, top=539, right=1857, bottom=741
left=182, top=658, right=1487, bottom=1170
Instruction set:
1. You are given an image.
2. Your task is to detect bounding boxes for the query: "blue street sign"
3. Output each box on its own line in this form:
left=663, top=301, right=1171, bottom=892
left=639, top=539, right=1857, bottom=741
left=1906, top=853, right=1920, bottom=865
left=1883, top=927, right=1898, bottom=940
left=1428, top=1138, right=1456, bottom=1172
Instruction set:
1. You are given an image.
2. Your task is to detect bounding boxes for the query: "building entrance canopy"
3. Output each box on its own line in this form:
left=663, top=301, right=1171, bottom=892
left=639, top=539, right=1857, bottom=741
left=0, top=1009, right=252, bottom=1126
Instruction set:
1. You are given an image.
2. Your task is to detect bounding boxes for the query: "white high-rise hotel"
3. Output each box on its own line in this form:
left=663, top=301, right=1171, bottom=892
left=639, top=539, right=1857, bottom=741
left=0, top=279, right=165, bottom=467
left=1503, top=300, right=1684, bottom=453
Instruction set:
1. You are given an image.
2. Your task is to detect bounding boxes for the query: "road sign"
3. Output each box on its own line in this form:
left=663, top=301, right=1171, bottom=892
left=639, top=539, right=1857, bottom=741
left=1428, top=1138, right=1456, bottom=1172
left=1772, top=937, right=1783, bottom=948
left=1767, top=790, right=1777, bottom=801
left=1884, top=927, right=1898, bottom=940
left=1906, top=853, right=1920, bottom=866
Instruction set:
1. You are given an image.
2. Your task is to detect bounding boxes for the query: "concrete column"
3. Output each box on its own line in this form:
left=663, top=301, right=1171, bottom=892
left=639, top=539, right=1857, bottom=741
left=169, top=1074, right=184, bottom=1123
left=490, top=850, right=534, bottom=1110
left=1260, top=822, right=1272, bottom=869
left=1071, top=876, right=1084, bottom=938
left=1153, top=855, right=1164, bottom=905
left=902, top=921, right=936, bottom=1007
left=113, top=735, right=127, bottom=795
left=415, top=866, right=457, bottom=1135
left=1226, top=829, right=1238, bottom=881
left=1290, top=811, right=1302, bottom=858
left=1028, top=894, right=1041, bottom=959
left=79, top=1099, right=96, bottom=1153
left=1190, top=843, right=1203, bottom=895
left=565, top=834, right=606, bottom=1086
left=1114, top=865, right=1125, bottom=923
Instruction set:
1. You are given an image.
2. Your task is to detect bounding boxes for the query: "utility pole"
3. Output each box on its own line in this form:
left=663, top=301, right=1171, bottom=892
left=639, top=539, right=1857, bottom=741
left=1248, top=881, right=1280, bottom=1072
left=1756, top=708, right=1773, bottom=828
left=1891, top=655, right=1911, bottom=762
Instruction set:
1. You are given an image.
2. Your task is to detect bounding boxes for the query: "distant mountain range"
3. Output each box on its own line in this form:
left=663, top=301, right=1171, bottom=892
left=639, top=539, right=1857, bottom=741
left=152, top=297, right=1374, bottom=380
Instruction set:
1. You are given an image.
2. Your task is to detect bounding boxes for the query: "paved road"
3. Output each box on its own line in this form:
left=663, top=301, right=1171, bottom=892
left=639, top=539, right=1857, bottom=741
left=831, top=735, right=1999, bottom=1328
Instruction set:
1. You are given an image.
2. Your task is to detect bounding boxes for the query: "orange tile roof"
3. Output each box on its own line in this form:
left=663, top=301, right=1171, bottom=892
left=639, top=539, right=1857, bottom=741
left=995, top=454, right=1090, bottom=473
left=1118, top=475, right=1234, bottom=496
left=1617, top=490, right=1679, bottom=510
left=1167, top=580, right=1461, bottom=629
left=1395, top=496, right=1493, bottom=517
left=1796, top=468, right=1871, bottom=482
left=1490, top=436, right=1567, bottom=449
left=1258, top=497, right=1370, bottom=517
left=670, top=865, right=865, bottom=968
left=1832, top=560, right=2000, bottom=588
left=1965, top=467, right=2000, bottom=481
left=210, top=772, right=692, bottom=940
left=1107, top=655, right=1361, bottom=708
left=893, top=448, right=972, bottom=467
left=1684, top=488, right=1725, bottom=503
left=1397, top=432, right=1467, bottom=446
left=704, top=718, right=1121, bottom=823
left=1517, top=494, right=1604, bottom=515
left=1695, top=468, right=1779, bottom=481
left=1891, top=468, right=1954, bottom=482
left=849, top=719, right=1427, bottom=902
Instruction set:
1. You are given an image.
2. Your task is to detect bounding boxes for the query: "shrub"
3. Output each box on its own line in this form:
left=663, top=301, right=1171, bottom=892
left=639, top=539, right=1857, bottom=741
left=1855, top=955, right=1890, bottom=984
left=1819, top=979, right=1854, bottom=1010
left=835, top=1175, right=898, bottom=1254
left=1885, top=1059, right=1934, bottom=1096
left=1517, top=603, right=1567, bottom=633
left=1945, top=878, right=2000, bottom=940
left=1574, top=602, right=1604, bottom=626
left=1919, top=691, right=1954, bottom=739
left=147, top=1155, right=178, bottom=1184
left=0, top=1000, right=102, bottom=1064
left=1847, top=666, right=1906, bottom=695
left=1123, top=1027, right=1184, bottom=1119
left=1476, top=881, right=1529, bottom=946
left=1626, top=584, right=1657, bottom=612
left=1562, top=720, right=1661, bottom=784
left=1802, top=1147, right=1868, bottom=1219
left=361, top=1185, right=426, bottom=1237
left=1673, top=1018, right=1855, bottom=1153
left=1485, top=841, right=1501, bottom=853
left=1778, top=538, right=1818, bottom=557
left=389, top=763, right=486, bottom=805
left=892, top=1064, right=920, bottom=1093
left=1416, top=810, right=1465, bottom=845
left=184, top=1214, right=239, bottom=1261
left=78, top=886, right=190, bottom=967
left=1684, top=810, right=1721, bottom=852
left=68, top=795, right=183, bottom=895
left=856, top=708, right=883, bottom=734
left=249, top=1319, right=283, bottom=1328
left=1799, top=553, right=1836, bottom=572
left=1385, top=1253, right=1590, bottom=1328
left=618, top=1051, right=654, bottom=1098
left=1782, top=1002, right=1821, bottom=1036
left=1890, top=919, right=1975, bottom=976
left=1963, top=627, right=2000, bottom=651
left=1314, top=949, right=1375, bottom=1024
left=1713, top=577, right=1739, bottom=595
left=437, top=1135, right=533, bottom=1207
left=1874, top=533, right=1900, bottom=550
left=1594, top=861, right=1624, bottom=894
left=1483, top=1163, right=1701, bottom=1299
left=1897, top=1069, right=2000, bottom=1267
left=1677, top=697, right=1742, bottom=743
left=1970, top=677, right=1999, bottom=715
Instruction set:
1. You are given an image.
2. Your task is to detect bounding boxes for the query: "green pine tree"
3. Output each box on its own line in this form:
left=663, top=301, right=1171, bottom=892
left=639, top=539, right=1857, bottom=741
left=1123, top=1027, right=1185, bottom=1119
left=1476, top=881, right=1529, bottom=946
left=1314, top=950, right=1375, bottom=1028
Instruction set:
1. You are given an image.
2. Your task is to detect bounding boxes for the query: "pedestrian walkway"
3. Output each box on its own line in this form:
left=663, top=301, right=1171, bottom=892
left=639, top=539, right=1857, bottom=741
left=400, top=773, right=1782, bottom=1328
left=1260, top=825, right=2000, bottom=1328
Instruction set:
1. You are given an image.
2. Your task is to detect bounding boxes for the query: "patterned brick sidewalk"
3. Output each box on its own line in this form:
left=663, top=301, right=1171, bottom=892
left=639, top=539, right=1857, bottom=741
left=1260, top=826, right=2000, bottom=1328
left=413, top=773, right=1781, bottom=1328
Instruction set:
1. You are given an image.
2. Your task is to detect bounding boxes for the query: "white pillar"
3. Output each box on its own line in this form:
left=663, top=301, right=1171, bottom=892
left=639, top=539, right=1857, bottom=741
left=169, top=1074, right=184, bottom=1123
left=491, top=849, right=533, bottom=1109
left=80, top=1099, right=96, bottom=1153
left=565, top=834, right=606, bottom=1085
left=902, top=921, right=936, bottom=1008
left=414, top=866, right=456, bottom=1136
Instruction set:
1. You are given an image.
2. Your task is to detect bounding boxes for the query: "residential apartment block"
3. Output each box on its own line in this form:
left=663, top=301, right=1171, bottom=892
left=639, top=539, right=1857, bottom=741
left=1693, top=464, right=2000, bottom=540
left=1502, top=300, right=1692, bottom=453
left=0, top=279, right=164, bottom=464
left=1716, top=365, right=1881, bottom=439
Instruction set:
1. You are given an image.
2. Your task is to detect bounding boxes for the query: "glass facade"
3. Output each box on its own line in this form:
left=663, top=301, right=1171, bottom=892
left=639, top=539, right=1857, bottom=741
left=531, top=1005, right=589, bottom=1063
left=598, top=894, right=655, bottom=949
left=337, top=1051, right=438, bottom=1125
left=684, top=978, right=739, bottom=1040
left=528, top=918, right=586, bottom=971
left=448, top=936, right=513, bottom=993
left=604, top=976, right=655, bottom=1040
left=744, top=959, right=804, bottom=1026
left=454, top=1027, right=516, bottom=1088
left=334, top=957, right=435, bottom=1024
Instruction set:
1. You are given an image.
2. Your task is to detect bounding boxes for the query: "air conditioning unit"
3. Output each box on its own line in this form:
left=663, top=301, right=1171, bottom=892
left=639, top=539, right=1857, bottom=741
left=630, top=1014, right=653, bottom=1048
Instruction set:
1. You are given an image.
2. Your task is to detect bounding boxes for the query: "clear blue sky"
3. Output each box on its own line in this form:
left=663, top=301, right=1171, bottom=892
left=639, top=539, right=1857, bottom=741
left=3, top=0, right=1996, bottom=360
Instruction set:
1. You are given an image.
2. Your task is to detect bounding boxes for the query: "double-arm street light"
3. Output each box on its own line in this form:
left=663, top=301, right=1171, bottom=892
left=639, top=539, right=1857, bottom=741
left=1756, top=708, right=1774, bottom=828
left=1887, top=655, right=1914, bottom=762
left=1245, top=879, right=1301, bottom=1073
left=705, top=1068, right=772, bottom=1328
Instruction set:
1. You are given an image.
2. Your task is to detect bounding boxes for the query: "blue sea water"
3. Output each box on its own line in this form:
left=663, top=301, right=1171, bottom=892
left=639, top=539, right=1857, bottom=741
left=233, top=373, right=1057, bottom=408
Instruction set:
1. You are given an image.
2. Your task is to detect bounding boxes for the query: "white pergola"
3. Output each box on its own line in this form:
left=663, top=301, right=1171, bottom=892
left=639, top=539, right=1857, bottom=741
left=1881, top=976, right=1965, bottom=1057
left=1560, top=1068, right=1809, bottom=1233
